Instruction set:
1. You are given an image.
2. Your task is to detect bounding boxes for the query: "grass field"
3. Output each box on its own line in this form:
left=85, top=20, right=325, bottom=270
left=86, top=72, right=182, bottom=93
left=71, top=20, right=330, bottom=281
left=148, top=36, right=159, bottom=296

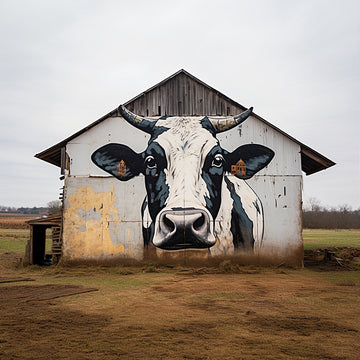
left=303, top=229, right=360, bottom=250
left=1, top=214, right=359, bottom=254
left=1, top=255, right=360, bottom=359
left=0, top=229, right=51, bottom=253
left=1, top=216, right=360, bottom=359
left=0, top=229, right=30, bottom=252
left=0, top=214, right=38, bottom=229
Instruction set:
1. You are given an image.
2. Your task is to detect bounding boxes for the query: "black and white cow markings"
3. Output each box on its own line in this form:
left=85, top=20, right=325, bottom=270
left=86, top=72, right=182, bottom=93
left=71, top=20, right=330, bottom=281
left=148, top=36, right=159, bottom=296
left=92, top=105, right=274, bottom=255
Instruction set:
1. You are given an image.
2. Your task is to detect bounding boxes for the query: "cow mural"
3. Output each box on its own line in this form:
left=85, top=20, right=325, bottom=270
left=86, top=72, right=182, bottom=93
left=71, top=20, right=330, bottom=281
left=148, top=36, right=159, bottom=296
left=91, top=105, right=274, bottom=256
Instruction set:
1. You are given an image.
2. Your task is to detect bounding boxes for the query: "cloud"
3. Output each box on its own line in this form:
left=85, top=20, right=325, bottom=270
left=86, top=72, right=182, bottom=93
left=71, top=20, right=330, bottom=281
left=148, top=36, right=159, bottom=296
left=0, top=0, right=359, bottom=208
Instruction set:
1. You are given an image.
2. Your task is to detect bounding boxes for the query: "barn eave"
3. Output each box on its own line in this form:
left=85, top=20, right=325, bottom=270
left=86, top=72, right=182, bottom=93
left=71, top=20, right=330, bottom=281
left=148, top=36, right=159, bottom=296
left=300, top=146, right=335, bottom=175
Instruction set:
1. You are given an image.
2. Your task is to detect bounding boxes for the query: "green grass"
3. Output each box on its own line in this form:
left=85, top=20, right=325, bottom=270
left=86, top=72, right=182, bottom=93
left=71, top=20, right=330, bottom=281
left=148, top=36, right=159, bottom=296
left=303, top=229, right=360, bottom=250
left=0, top=229, right=29, bottom=252
left=0, top=229, right=29, bottom=235
left=1, top=228, right=359, bottom=255
left=0, top=228, right=51, bottom=253
left=0, top=238, right=28, bottom=253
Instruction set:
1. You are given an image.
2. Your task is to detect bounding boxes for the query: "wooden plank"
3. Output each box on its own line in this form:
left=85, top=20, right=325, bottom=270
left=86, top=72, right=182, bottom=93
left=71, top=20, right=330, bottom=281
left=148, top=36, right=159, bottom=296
left=127, top=72, right=251, bottom=117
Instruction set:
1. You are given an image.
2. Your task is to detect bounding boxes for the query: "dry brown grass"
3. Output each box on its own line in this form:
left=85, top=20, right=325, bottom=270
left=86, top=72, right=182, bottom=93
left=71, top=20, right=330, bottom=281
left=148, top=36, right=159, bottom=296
left=0, top=215, right=37, bottom=229
left=1, top=217, right=360, bottom=359
left=0, top=254, right=359, bottom=360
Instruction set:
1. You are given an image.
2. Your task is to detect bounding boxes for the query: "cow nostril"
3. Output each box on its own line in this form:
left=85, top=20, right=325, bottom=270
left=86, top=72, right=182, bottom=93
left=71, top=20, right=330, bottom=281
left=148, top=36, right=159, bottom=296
left=163, top=214, right=175, bottom=232
left=193, top=213, right=205, bottom=231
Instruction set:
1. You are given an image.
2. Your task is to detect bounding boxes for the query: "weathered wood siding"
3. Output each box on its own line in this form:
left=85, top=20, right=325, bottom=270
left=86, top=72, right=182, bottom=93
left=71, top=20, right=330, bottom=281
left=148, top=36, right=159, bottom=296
left=126, top=72, right=245, bottom=117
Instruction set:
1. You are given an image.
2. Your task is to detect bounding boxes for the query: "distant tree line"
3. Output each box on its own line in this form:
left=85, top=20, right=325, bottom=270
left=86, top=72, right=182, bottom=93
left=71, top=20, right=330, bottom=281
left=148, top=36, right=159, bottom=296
left=303, top=198, right=360, bottom=229
left=0, top=200, right=62, bottom=215
left=0, top=205, right=46, bottom=214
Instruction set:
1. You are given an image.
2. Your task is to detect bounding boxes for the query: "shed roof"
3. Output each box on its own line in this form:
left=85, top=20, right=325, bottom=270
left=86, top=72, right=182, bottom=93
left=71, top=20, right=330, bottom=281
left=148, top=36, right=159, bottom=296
left=26, top=212, right=62, bottom=226
left=35, top=69, right=335, bottom=175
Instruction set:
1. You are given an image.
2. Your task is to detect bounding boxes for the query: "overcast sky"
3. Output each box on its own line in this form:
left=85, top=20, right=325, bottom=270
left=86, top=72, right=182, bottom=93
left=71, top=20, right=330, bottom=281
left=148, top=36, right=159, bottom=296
left=0, top=0, right=359, bottom=209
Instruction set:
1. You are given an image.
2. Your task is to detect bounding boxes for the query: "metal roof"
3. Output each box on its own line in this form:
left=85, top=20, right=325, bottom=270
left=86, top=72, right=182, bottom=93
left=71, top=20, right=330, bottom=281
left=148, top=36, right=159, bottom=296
left=35, top=69, right=335, bottom=175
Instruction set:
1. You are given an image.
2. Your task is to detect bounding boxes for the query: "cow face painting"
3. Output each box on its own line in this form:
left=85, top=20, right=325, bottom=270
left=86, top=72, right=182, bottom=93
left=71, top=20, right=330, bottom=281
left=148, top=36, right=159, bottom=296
left=92, top=105, right=274, bottom=254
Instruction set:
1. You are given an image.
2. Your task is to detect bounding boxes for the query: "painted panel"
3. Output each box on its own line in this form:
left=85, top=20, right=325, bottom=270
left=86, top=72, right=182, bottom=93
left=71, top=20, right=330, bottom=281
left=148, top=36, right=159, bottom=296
left=249, top=175, right=303, bottom=261
left=67, top=116, right=150, bottom=176
left=217, top=117, right=301, bottom=176
left=62, top=176, right=145, bottom=261
left=67, top=115, right=300, bottom=177
left=90, top=107, right=282, bottom=260
left=63, top=107, right=303, bottom=265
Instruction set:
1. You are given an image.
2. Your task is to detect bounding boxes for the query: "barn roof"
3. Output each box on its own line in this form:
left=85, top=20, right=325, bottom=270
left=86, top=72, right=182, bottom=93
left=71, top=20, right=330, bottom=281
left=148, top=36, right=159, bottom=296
left=35, top=69, right=335, bottom=175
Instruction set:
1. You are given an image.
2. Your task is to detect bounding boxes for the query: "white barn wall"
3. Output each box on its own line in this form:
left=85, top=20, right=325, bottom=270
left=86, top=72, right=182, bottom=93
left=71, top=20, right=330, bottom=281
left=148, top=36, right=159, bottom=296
left=218, top=116, right=303, bottom=261
left=63, top=117, right=150, bottom=261
left=67, top=116, right=151, bottom=176
left=62, top=176, right=146, bottom=261
left=63, top=114, right=303, bottom=264
left=68, top=115, right=302, bottom=177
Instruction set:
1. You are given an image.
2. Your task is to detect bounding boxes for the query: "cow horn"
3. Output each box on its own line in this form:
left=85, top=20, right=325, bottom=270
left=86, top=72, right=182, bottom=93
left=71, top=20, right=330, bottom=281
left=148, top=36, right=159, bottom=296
left=118, top=105, right=155, bottom=134
left=208, top=107, right=253, bottom=133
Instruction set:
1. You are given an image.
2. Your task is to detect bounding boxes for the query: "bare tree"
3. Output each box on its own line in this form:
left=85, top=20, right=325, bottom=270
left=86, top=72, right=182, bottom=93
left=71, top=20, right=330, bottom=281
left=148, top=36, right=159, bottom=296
left=306, top=197, right=322, bottom=212
left=47, top=200, right=62, bottom=214
left=303, top=201, right=360, bottom=229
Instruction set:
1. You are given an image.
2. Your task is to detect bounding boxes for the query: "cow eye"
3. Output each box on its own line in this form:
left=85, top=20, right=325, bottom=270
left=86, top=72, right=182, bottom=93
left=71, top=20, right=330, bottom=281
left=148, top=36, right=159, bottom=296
left=145, top=155, right=156, bottom=169
left=212, top=154, right=224, bottom=168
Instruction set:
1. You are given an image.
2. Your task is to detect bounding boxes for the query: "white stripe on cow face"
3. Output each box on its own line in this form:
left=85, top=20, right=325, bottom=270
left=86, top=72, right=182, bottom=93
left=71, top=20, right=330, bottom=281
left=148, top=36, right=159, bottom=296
left=155, top=117, right=219, bottom=210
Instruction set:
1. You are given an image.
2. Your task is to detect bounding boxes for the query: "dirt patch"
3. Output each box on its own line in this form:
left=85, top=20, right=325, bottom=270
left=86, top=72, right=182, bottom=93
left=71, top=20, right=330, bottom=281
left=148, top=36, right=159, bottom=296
left=0, top=284, right=98, bottom=303
left=0, top=288, right=108, bottom=360
left=0, top=251, right=23, bottom=272
left=0, top=277, right=34, bottom=284
left=304, top=247, right=360, bottom=271
left=0, top=251, right=359, bottom=359
left=248, top=315, right=358, bottom=336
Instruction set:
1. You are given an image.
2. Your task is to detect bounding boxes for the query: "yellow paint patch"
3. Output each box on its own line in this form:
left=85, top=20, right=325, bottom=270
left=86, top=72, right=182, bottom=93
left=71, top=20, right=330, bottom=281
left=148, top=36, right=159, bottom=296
left=62, top=185, right=133, bottom=259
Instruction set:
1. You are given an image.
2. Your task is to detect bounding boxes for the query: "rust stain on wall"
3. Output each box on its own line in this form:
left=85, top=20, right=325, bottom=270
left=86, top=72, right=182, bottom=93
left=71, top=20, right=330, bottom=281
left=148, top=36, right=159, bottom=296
left=62, top=185, right=131, bottom=260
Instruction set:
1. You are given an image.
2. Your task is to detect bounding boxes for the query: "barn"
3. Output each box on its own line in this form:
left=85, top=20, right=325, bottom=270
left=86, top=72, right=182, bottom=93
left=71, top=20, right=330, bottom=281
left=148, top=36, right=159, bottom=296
left=25, top=69, right=335, bottom=266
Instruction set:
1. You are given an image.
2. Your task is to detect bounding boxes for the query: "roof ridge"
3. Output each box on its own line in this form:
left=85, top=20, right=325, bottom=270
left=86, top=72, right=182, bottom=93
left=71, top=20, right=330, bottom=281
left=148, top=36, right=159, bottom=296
left=34, top=70, right=335, bottom=174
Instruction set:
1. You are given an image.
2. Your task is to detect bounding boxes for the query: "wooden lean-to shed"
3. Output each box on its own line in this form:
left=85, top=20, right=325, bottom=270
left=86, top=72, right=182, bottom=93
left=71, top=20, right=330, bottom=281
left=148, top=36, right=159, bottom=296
left=27, top=69, right=335, bottom=266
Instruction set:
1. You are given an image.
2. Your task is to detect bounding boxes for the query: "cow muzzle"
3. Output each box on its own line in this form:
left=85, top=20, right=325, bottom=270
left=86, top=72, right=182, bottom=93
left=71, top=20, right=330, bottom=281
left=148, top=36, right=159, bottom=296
left=152, top=208, right=216, bottom=250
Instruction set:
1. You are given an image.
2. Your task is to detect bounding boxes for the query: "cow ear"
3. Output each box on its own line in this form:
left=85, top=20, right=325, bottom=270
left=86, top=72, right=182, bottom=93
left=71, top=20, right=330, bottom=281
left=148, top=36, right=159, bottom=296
left=226, top=144, right=274, bottom=179
left=91, top=144, right=143, bottom=181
